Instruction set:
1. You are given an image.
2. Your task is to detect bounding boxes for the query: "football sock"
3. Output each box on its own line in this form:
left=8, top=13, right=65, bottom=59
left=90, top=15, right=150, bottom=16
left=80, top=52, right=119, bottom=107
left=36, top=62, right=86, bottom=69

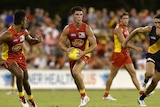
left=80, top=89, right=86, bottom=97
left=11, top=86, right=15, bottom=91
left=140, top=94, right=146, bottom=100
left=104, top=91, right=109, bottom=96
left=19, top=91, right=24, bottom=97
left=139, top=90, right=144, bottom=95
left=28, top=95, right=33, bottom=100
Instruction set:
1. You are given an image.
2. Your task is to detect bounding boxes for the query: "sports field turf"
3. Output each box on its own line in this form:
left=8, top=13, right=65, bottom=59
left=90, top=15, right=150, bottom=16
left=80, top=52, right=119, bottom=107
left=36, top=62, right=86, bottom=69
left=0, top=89, right=159, bottom=107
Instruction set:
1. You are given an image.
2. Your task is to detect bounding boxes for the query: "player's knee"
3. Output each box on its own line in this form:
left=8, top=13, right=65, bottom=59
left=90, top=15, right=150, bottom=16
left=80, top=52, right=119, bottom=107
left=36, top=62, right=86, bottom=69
left=71, top=70, right=79, bottom=78
left=16, top=72, right=24, bottom=79
left=23, top=79, right=29, bottom=84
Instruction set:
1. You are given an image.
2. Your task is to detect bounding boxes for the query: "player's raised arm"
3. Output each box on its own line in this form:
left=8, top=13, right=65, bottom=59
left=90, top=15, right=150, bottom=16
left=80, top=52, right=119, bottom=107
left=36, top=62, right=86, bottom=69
left=0, top=31, right=12, bottom=45
left=25, top=29, right=42, bottom=45
left=122, top=26, right=152, bottom=48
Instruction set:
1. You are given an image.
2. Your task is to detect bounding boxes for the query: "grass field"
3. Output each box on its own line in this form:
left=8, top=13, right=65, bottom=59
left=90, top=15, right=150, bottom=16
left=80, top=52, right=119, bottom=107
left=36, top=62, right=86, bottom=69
left=0, top=89, right=159, bottom=107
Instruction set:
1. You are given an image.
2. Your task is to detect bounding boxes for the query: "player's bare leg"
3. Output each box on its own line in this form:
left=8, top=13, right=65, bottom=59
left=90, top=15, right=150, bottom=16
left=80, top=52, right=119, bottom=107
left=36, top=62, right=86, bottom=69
left=143, top=62, right=155, bottom=89
left=145, top=71, right=160, bottom=95
left=71, top=59, right=90, bottom=107
left=6, top=74, right=16, bottom=95
left=138, top=70, right=160, bottom=106
left=125, top=64, right=144, bottom=95
left=8, top=62, right=29, bottom=107
left=22, top=69, right=37, bottom=107
left=103, top=66, right=119, bottom=100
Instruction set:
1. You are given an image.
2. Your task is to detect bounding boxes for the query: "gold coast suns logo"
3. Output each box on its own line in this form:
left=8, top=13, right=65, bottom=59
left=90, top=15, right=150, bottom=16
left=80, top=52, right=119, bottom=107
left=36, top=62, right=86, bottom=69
left=71, top=39, right=84, bottom=47
left=12, top=43, right=23, bottom=52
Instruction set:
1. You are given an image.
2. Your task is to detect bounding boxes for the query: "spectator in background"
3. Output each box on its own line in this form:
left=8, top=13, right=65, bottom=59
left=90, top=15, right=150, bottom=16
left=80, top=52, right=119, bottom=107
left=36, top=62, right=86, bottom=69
left=156, top=9, right=160, bottom=14
left=5, top=10, right=14, bottom=28
left=25, top=7, right=34, bottom=30
left=101, top=8, right=110, bottom=29
left=82, top=7, right=88, bottom=23
left=67, top=14, right=73, bottom=24
left=54, top=14, right=62, bottom=31
left=107, top=11, right=117, bottom=29
left=87, top=7, right=97, bottom=30
left=34, top=8, right=45, bottom=26
left=129, top=8, right=141, bottom=29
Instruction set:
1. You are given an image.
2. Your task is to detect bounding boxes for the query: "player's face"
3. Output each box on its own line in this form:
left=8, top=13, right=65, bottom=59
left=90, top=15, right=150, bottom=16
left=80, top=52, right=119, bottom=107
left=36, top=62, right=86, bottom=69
left=72, top=11, right=83, bottom=23
left=154, top=18, right=160, bottom=28
left=121, top=15, right=129, bottom=26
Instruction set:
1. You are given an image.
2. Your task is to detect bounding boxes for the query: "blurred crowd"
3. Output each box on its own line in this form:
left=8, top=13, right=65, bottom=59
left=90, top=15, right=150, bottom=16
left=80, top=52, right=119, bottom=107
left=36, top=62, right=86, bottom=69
left=0, top=7, right=160, bottom=70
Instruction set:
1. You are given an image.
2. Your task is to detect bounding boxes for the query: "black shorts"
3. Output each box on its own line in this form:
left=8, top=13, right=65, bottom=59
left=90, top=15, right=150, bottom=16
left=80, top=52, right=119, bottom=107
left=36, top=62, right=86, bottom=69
left=146, top=52, right=160, bottom=72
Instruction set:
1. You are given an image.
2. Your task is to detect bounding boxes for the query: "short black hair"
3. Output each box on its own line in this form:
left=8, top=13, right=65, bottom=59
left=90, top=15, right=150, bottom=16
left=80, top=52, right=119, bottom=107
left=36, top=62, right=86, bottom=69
left=154, top=14, right=160, bottom=19
left=70, top=6, right=83, bottom=14
left=14, top=9, right=26, bottom=25
left=120, top=12, right=129, bottom=19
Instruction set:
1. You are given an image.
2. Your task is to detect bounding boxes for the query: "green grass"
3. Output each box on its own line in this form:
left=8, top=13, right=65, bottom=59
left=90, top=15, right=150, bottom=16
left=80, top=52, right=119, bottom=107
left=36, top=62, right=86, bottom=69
left=0, top=89, right=159, bottom=107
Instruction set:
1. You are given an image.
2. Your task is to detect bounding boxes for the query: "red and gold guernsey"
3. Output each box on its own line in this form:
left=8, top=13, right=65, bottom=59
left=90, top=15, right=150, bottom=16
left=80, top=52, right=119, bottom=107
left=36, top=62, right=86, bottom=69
left=113, top=24, right=129, bottom=53
left=112, top=23, right=132, bottom=67
left=7, top=26, right=25, bottom=57
left=2, top=26, right=27, bottom=69
left=68, top=22, right=90, bottom=57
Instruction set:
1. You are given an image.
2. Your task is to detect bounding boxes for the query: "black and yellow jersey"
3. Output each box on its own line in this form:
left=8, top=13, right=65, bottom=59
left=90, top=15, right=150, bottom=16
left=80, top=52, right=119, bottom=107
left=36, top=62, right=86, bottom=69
left=148, top=26, right=160, bottom=54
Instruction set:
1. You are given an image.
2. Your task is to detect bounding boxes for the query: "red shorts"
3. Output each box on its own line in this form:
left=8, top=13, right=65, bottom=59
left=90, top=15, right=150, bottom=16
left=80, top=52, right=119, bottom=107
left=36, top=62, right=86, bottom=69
left=69, top=56, right=89, bottom=69
left=6, top=55, right=27, bottom=69
left=112, top=51, right=132, bottom=67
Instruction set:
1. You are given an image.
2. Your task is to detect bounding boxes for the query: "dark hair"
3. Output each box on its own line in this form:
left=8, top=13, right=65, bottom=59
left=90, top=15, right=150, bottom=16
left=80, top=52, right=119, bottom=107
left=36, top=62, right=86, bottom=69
left=154, top=14, right=160, bottom=19
left=70, top=6, right=83, bottom=14
left=14, top=9, right=26, bottom=25
left=120, top=12, right=129, bottom=19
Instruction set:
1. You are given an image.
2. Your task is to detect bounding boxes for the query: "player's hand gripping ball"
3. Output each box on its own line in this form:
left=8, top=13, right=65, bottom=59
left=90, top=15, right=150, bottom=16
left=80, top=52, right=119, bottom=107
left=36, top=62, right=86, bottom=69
left=68, top=48, right=80, bottom=60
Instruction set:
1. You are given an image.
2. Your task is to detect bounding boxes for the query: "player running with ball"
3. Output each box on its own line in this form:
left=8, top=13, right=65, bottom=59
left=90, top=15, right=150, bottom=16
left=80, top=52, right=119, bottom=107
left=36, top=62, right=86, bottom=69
left=58, top=6, right=97, bottom=107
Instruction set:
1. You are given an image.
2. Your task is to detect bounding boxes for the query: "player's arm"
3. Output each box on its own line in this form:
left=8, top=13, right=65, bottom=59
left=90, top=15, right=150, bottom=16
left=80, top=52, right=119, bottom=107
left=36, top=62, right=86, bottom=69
left=81, top=25, right=97, bottom=56
left=22, top=40, right=30, bottom=54
left=58, top=25, right=71, bottom=53
left=122, top=26, right=152, bottom=48
left=25, top=30, right=42, bottom=45
left=115, top=27, right=142, bottom=51
left=0, top=31, right=12, bottom=45
left=114, top=27, right=126, bottom=43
